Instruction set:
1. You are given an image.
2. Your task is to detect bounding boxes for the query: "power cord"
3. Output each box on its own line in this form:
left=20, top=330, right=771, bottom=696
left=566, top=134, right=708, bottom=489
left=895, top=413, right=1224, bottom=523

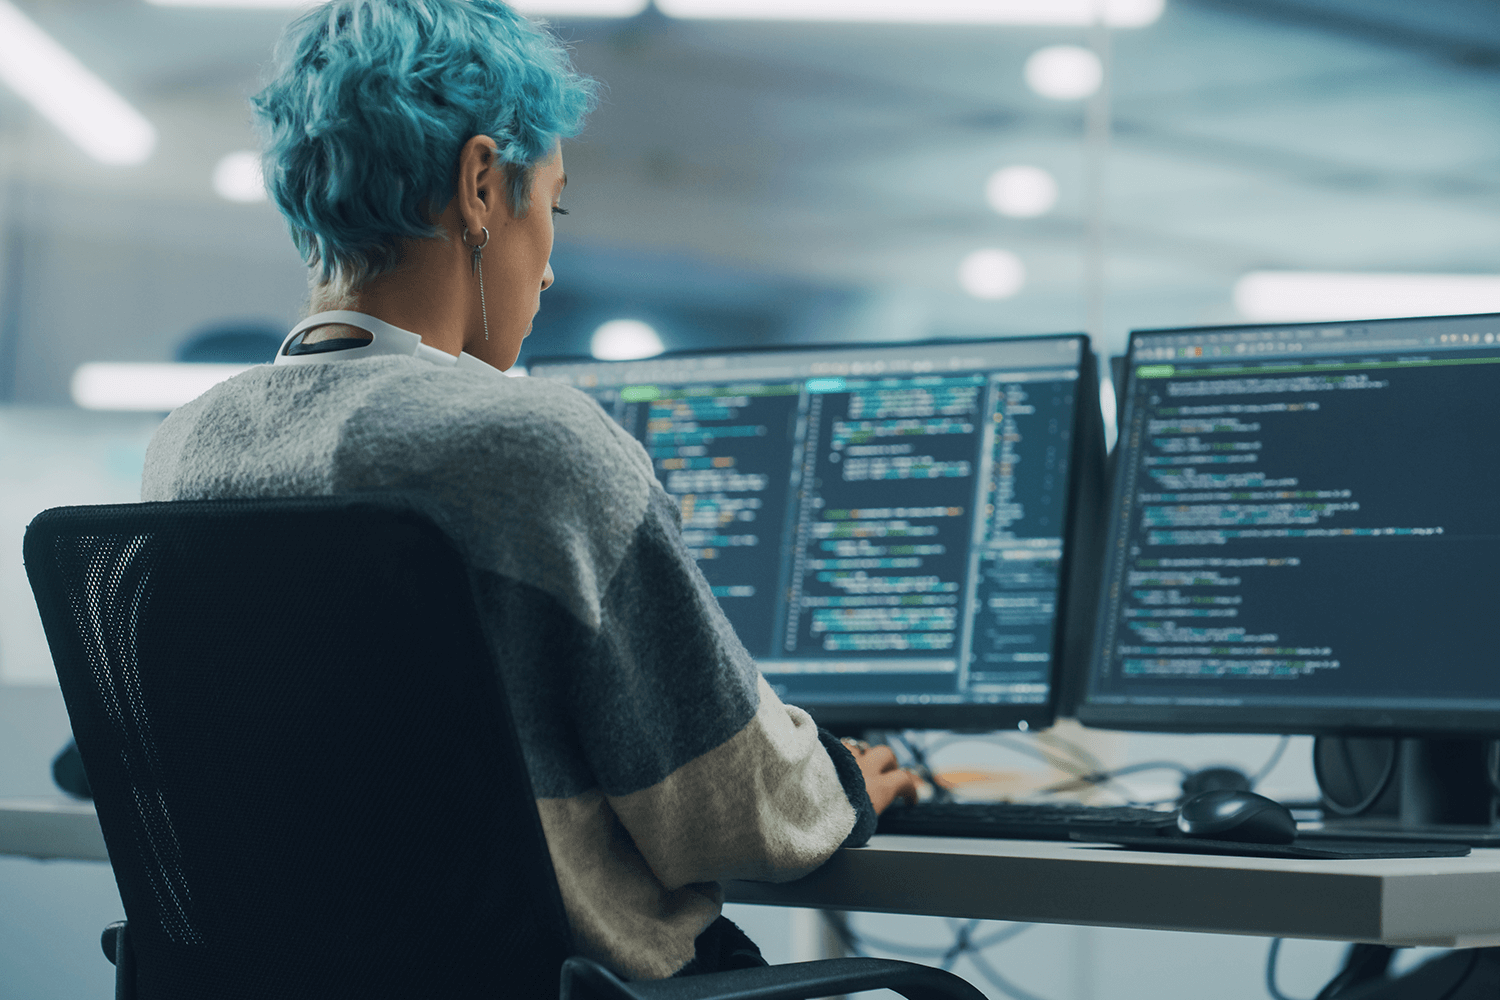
left=886, top=729, right=1292, bottom=807
left=1250, top=735, right=1292, bottom=790
left=1312, top=944, right=1394, bottom=1000
left=1267, top=939, right=1481, bottom=1000
left=962, top=946, right=1056, bottom=1000
left=1432, top=947, right=1481, bottom=1000
left=1036, top=760, right=1194, bottom=803
left=1265, top=939, right=1306, bottom=1000
left=883, top=729, right=1158, bottom=803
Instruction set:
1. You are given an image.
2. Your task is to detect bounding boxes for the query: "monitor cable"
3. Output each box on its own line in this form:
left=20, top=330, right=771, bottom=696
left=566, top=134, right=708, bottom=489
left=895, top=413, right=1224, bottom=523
left=882, top=730, right=1108, bottom=803
left=1036, top=760, right=1194, bottom=804
left=825, top=911, right=1052, bottom=1000
left=883, top=731, right=953, bottom=802
left=1263, top=938, right=1302, bottom=1000
left=883, top=730, right=1291, bottom=808
left=1431, top=947, right=1482, bottom=1000
left=1249, top=735, right=1292, bottom=790
left=1267, top=940, right=1482, bottom=1000
left=1266, top=940, right=1393, bottom=1000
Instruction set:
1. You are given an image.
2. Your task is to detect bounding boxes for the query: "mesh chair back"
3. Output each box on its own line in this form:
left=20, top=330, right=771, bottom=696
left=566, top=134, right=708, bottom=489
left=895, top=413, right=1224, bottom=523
left=24, top=496, right=572, bottom=1000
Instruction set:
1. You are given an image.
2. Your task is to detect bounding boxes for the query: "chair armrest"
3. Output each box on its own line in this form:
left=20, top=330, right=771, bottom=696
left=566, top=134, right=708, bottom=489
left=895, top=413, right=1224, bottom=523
left=101, top=922, right=124, bottom=965
left=560, top=956, right=988, bottom=1000
left=100, top=921, right=137, bottom=1000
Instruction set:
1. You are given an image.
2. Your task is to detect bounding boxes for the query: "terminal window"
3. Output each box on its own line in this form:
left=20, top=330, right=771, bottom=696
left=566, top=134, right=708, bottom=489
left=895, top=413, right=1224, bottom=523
left=533, top=339, right=1084, bottom=708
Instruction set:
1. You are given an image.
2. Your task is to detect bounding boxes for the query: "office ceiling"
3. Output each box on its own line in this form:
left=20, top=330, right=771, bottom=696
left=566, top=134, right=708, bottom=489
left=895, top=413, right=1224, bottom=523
left=0, top=0, right=1497, bottom=364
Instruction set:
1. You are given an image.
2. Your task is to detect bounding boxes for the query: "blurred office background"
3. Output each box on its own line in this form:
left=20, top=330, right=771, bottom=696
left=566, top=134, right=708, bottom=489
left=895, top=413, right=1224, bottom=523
left=0, top=0, right=1497, bottom=996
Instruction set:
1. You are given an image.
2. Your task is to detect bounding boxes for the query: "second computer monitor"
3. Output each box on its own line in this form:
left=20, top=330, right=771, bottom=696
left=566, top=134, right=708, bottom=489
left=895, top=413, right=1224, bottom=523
left=532, top=335, right=1101, bottom=731
left=1082, top=313, right=1500, bottom=737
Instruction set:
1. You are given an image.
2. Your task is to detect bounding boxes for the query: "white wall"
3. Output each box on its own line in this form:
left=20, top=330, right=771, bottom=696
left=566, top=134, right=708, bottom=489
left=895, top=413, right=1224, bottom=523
left=0, top=686, right=122, bottom=999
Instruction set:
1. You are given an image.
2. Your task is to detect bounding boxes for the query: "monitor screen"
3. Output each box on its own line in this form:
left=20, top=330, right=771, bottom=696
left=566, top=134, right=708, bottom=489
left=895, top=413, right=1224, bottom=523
left=532, top=335, right=1101, bottom=730
left=1081, top=313, right=1500, bottom=737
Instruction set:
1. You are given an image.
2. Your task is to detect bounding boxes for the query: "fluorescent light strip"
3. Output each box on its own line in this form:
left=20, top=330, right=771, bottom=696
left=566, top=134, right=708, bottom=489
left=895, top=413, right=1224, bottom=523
left=656, top=0, right=1164, bottom=26
left=142, top=0, right=307, bottom=7
left=0, top=0, right=156, bottom=165
left=145, top=0, right=649, bottom=12
left=72, top=363, right=253, bottom=411
left=1235, top=272, right=1500, bottom=322
left=508, top=0, right=650, bottom=12
left=139, top=0, right=1160, bottom=21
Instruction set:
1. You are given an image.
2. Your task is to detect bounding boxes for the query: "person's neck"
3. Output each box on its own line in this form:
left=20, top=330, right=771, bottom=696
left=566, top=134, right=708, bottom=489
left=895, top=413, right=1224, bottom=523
left=309, top=239, right=469, bottom=356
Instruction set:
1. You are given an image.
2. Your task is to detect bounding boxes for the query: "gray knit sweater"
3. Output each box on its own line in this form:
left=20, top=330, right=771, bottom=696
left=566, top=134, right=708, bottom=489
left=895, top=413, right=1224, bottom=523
left=141, top=352, right=874, bottom=979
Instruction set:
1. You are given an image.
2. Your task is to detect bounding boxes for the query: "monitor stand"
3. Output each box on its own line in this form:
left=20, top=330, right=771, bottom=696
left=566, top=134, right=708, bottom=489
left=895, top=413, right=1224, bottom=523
left=1300, top=739, right=1500, bottom=846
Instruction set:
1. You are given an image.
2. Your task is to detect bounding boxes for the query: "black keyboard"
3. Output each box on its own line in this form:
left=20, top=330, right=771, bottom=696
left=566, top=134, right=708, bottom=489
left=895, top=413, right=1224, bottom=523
left=877, top=800, right=1179, bottom=841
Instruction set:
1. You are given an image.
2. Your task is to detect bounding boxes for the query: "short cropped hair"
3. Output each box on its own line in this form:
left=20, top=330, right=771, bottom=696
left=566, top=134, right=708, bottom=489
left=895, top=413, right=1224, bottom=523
left=251, top=0, right=595, bottom=292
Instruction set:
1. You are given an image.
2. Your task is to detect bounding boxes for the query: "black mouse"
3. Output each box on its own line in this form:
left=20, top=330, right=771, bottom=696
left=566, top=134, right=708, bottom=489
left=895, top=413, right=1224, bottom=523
left=1175, top=789, right=1296, bottom=844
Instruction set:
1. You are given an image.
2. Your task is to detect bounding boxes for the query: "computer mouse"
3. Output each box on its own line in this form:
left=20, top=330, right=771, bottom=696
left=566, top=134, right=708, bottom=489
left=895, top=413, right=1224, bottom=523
left=1175, top=789, right=1296, bottom=844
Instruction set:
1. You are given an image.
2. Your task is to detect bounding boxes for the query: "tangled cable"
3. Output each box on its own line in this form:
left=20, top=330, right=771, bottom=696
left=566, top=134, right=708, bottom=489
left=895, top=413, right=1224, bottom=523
left=825, top=911, right=1053, bottom=1000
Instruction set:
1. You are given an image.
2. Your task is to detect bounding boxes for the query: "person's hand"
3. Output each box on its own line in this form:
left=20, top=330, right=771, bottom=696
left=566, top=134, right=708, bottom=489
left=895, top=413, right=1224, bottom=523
left=842, top=739, right=920, bottom=815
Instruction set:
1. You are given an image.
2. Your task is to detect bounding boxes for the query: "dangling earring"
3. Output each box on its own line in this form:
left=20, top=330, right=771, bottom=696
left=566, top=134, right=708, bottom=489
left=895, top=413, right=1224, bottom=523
left=462, top=226, right=491, bottom=340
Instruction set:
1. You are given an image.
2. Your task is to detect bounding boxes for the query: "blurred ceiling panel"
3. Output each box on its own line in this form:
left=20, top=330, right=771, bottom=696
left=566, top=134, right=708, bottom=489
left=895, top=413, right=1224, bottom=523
left=0, top=0, right=1495, bottom=367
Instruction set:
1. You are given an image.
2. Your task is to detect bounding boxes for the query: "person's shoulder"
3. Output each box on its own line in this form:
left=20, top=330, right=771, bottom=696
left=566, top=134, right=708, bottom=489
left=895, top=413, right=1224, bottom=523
left=393, top=368, right=655, bottom=486
left=344, top=365, right=659, bottom=614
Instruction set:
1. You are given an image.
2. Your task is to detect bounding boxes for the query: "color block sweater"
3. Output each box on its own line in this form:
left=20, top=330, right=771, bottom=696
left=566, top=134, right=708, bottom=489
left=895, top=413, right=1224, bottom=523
left=140, top=352, right=875, bottom=979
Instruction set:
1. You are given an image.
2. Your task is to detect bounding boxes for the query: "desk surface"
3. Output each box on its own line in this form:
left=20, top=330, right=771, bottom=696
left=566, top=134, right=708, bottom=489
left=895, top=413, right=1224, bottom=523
left=6, top=801, right=1497, bottom=948
left=0, top=798, right=109, bottom=863
left=726, top=834, right=1500, bottom=949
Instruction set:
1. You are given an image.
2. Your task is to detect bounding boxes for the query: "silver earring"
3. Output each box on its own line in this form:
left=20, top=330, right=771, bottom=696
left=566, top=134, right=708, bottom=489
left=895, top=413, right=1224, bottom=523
left=462, top=226, right=491, bottom=340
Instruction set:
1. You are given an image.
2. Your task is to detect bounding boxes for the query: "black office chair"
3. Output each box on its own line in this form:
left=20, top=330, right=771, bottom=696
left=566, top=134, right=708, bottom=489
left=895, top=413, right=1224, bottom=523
left=24, top=496, right=985, bottom=1000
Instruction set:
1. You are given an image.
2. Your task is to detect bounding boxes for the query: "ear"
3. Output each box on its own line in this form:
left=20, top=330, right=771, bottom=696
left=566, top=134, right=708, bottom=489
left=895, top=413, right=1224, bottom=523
left=454, top=135, right=502, bottom=234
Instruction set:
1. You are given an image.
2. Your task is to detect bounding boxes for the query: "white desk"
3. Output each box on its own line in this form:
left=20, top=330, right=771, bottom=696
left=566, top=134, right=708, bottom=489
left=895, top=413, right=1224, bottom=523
left=726, top=834, right=1500, bottom=949
left=0, top=798, right=109, bottom=863
left=7, top=802, right=1498, bottom=948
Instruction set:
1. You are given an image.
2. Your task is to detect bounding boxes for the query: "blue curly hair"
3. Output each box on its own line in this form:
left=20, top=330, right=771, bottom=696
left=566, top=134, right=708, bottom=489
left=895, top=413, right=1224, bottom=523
left=251, top=0, right=595, bottom=291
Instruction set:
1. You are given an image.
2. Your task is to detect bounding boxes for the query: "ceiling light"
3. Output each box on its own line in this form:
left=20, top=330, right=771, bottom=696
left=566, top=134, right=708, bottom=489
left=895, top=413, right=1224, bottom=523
left=657, top=0, right=1163, bottom=25
left=72, top=363, right=251, bottom=411
left=1024, top=45, right=1103, bottom=101
left=145, top=0, right=648, bottom=11
left=0, top=0, right=156, bottom=165
left=213, top=151, right=267, bottom=203
left=1234, top=272, right=1500, bottom=322
left=591, top=320, right=664, bottom=361
left=959, top=249, right=1026, bottom=300
left=142, top=0, right=307, bottom=6
left=985, top=165, right=1058, bottom=218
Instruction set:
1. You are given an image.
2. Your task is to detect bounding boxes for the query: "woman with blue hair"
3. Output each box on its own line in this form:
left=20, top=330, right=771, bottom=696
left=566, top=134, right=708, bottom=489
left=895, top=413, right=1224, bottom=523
left=142, top=0, right=916, bottom=982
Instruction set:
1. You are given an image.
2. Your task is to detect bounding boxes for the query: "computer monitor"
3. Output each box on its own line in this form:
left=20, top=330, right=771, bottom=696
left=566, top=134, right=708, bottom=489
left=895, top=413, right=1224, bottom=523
left=1081, top=313, right=1500, bottom=830
left=532, top=335, right=1106, bottom=732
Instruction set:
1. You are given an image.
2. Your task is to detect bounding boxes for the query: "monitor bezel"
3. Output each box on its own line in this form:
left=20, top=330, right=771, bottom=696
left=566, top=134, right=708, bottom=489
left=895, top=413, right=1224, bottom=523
left=1077, top=313, right=1500, bottom=739
left=531, top=333, right=1099, bottom=734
